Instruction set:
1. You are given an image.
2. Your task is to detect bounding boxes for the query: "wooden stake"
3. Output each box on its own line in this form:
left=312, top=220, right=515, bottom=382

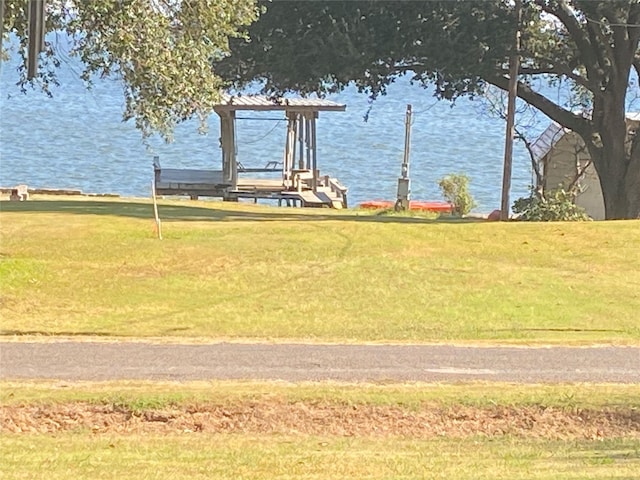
left=151, top=181, right=162, bottom=240
left=500, top=0, right=522, bottom=221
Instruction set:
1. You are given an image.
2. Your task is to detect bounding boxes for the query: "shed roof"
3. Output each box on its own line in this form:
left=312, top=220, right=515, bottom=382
left=530, top=122, right=568, bottom=163
left=531, top=112, right=640, bottom=162
left=213, top=94, right=346, bottom=112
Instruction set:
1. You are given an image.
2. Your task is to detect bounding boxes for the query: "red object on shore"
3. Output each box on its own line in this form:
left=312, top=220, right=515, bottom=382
left=487, top=209, right=502, bottom=221
left=359, top=200, right=453, bottom=213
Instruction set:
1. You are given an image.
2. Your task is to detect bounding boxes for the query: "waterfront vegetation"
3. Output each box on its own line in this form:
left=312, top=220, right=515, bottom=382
left=1, top=196, right=639, bottom=343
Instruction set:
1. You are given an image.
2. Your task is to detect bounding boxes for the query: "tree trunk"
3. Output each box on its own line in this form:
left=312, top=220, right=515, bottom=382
left=596, top=157, right=640, bottom=219
left=587, top=89, right=640, bottom=220
left=589, top=142, right=640, bottom=220
left=588, top=148, right=640, bottom=219
left=625, top=134, right=640, bottom=218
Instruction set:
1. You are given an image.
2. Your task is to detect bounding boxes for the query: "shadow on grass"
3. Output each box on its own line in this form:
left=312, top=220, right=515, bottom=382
left=1, top=328, right=192, bottom=337
left=1, top=200, right=485, bottom=225
left=0, top=329, right=117, bottom=337
left=493, top=327, right=628, bottom=333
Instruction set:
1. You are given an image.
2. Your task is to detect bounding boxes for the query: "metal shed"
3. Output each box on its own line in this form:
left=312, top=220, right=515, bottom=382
left=531, top=113, right=640, bottom=220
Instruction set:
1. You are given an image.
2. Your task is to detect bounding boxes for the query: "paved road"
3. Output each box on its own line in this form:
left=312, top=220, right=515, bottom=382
left=1, top=341, right=639, bottom=383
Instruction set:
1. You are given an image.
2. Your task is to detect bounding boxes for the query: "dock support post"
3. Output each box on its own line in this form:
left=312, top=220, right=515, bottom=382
left=229, top=110, right=238, bottom=191
left=298, top=113, right=305, bottom=169
left=218, top=110, right=237, bottom=189
left=284, top=112, right=297, bottom=189
left=305, top=115, right=312, bottom=171
left=310, top=113, right=318, bottom=192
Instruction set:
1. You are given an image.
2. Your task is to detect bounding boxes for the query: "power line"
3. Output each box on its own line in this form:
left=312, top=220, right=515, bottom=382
left=585, top=17, right=640, bottom=28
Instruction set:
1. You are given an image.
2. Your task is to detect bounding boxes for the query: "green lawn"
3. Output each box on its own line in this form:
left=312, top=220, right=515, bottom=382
left=1, top=197, right=639, bottom=343
left=3, top=434, right=639, bottom=480
left=3, top=199, right=639, bottom=480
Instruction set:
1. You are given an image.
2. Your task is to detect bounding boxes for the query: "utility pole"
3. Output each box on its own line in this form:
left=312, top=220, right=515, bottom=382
left=0, top=0, right=5, bottom=47
left=500, top=0, right=522, bottom=221
left=27, top=0, right=47, bottom=79
left=395, top=104, right=412, bottom=211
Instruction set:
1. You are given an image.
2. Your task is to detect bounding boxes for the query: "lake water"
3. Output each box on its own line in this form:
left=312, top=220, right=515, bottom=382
left=0, top=52, right=536, bottom=212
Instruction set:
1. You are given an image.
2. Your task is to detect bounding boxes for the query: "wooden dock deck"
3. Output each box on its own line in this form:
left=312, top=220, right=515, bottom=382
left=154, top=163, right=347, bottom=208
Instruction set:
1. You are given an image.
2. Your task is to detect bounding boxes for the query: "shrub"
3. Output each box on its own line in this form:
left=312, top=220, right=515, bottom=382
left=437, top=173, right=477, bottom=216
left=512, top=188, right=591, bottom=221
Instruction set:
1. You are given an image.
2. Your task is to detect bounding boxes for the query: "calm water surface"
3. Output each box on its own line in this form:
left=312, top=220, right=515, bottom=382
left=1, top=54, right=535, bottom=212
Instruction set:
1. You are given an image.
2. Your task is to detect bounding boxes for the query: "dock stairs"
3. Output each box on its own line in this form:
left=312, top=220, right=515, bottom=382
left=291, top=173, right=348, bottom=208
left=296, top=189, right=344, bottom=208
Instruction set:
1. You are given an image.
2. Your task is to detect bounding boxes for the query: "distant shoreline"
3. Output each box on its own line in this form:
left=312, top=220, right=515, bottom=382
left=0, top=187, right=120, bottom=198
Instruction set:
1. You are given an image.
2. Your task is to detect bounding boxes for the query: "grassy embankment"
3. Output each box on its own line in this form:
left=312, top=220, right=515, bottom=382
left=1, top=196, right=639, bottom=343
left=1, top=197, right=640, bottom=479
left=2, top=381, right=640, bottom=479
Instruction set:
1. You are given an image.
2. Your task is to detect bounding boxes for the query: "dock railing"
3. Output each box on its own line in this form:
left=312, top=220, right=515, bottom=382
left=323, top=175, right=349, bottom=208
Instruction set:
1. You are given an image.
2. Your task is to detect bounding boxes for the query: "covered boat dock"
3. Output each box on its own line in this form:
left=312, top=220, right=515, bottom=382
left=154, top=95, right=348, bottom=208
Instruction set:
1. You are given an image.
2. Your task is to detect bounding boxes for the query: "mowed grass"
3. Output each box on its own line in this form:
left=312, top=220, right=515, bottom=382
left=1, top=197, right=639, bottom=342
left=2, top=382, right=640, bottom=480
left=3, top=434, right=640, bottom=480
left=3, top=380, right=640, bottom=409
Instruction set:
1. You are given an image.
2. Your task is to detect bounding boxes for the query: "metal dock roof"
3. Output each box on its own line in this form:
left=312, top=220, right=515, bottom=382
left=214, top=94, right=346, bottom=112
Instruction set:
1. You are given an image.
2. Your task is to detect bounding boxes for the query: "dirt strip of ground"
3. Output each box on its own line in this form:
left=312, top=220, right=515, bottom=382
left=2, top=401, right=639, bottom=439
